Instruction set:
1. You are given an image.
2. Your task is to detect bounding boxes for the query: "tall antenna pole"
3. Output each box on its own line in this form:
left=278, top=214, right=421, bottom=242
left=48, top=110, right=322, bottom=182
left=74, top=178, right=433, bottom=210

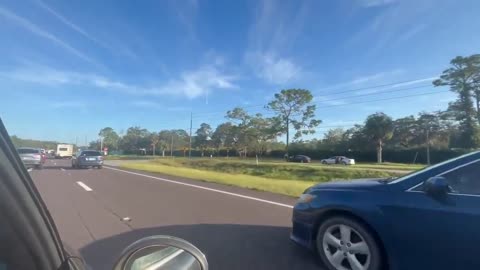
left=189, top=112, right=193, bottom=159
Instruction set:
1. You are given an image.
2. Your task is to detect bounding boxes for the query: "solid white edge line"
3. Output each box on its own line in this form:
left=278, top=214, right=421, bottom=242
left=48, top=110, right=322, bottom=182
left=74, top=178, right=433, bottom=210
left=76, top=181, right=93, bottom=191
left=105, top=166, right=294, bottom=209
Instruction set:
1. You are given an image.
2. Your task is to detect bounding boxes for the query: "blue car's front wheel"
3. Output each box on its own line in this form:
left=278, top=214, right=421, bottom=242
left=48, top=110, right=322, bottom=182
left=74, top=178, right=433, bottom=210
left=316, top=216, right=382, bottom=270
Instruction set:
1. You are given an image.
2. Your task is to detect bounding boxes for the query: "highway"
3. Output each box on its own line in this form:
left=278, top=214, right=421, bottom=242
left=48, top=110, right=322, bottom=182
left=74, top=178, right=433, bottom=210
left=30, top=159, right=322, bottom=270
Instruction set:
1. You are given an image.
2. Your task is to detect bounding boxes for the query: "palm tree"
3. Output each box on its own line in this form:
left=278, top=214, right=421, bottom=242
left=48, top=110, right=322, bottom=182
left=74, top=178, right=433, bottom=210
left=364, top=113, right=394, bottom=163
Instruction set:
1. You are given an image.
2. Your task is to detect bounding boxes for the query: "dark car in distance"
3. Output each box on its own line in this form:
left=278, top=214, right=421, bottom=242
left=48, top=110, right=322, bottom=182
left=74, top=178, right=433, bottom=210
left=288, top=155, right=311, bottom=163
left=72, top=150, right=104, bottom=169
left=291, top=151, right=480, bottom=270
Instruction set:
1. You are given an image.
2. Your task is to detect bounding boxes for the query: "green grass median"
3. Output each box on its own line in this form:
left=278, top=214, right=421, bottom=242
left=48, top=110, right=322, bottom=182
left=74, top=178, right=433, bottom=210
left=120, top=159, right=405, bottom=197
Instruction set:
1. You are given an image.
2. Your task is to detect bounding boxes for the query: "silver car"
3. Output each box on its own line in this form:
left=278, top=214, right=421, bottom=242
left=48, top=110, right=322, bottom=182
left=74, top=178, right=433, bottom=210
left=17, top=147, right=45, bottom=169
left=72, top=150, right=104, bottom=169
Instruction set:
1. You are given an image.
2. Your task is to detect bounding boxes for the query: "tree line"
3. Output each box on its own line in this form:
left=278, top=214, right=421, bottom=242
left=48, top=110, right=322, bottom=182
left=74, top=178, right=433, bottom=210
left=87, top=54, right=480, bottom=162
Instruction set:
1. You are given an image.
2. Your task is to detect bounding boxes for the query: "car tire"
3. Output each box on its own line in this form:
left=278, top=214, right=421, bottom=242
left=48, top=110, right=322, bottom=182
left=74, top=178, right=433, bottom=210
left=343, top=162, right=348, bottom=166
left=322, top=161, right=327, bottom=164
left=316, top=216, right=382, bottom=270
left=35, top=164, right=43, bottom=170
left=97, top=165, right=103, bottom=169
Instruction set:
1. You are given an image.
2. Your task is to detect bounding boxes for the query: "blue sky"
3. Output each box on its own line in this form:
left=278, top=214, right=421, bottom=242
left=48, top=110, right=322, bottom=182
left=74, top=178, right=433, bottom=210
left=1, top=0, right=479, bottom=144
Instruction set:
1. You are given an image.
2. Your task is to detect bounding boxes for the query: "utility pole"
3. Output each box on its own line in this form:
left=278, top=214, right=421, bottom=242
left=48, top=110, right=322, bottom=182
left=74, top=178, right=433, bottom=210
left=100, top=137, right=104, bottom=151
left=426, top=129, right=431, bottom=165
left=170, top=134, right=174, bottom=157
left=189, top=112, right=193, bottom=159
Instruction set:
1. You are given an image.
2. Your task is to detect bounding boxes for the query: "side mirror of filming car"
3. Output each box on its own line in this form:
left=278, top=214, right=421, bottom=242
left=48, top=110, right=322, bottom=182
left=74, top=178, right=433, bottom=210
left=423, top=176, right=451, bottom=199
left=113, top=235, right=208, bottom=270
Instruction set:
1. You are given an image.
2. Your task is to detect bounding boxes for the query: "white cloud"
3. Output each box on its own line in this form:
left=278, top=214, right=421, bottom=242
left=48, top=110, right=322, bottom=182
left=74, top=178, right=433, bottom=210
left=247, top=52, right=301, bottom=85
left=164, top=66, right=237, bottom=98
left=0, top=64, right=237, bottom=99
left=0, top=6, right=97, bottom=65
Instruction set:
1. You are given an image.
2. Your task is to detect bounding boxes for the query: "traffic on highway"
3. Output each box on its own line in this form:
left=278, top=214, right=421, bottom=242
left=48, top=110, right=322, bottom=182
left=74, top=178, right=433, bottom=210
left=5, top=120, right=480, bottom=270
left=3, top=1, right=480, bottom=270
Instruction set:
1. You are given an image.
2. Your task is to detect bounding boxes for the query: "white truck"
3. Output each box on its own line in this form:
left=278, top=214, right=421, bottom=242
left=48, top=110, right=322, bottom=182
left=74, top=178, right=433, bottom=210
left=56, top=144, right=74, bottom=158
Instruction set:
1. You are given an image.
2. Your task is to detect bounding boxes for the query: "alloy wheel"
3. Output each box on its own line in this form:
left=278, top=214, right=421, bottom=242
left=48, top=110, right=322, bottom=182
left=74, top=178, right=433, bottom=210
left=322, top=224, right=371, bottom=270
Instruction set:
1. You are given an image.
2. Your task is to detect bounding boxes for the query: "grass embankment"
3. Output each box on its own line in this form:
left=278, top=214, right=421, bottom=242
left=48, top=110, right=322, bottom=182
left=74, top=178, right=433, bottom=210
left=105, top=155, right=158, bottom=160
left=120, top=159, right=405, bottom=197
left=350, top=162, right=424, bottom=171
left=224, top=158, right=423, bottom=171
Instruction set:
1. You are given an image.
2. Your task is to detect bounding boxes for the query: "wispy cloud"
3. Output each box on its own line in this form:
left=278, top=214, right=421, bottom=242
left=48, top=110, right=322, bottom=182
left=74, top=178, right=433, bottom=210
left=314, top=96, right=347, bottom=106
left=350, top=69, right=404, bottom=85
left=246, top=0, right=308, bottom=84
left=347, top=0, right=437, bottom=55
left=33, top=0, right=139, bottom=60
left=0, top=63, right=237, bottom=99
left=316, top=69, right=404, bottom=93
left=169, top=0, right=198, bottom=40
left=131, top=100, right=158, bottom=108
left=246, top=52, right=301, bottom=85
left=356, top=0, right=396, bottom=7
left=131, top=101, right=190, bottom=111
left=0, top=6, right=97, bottom=65
left=34, top=0, right=110, bottom=48
left=396, top=24, right=427, bottom=43
left=389, top=76, right=438, bottom=88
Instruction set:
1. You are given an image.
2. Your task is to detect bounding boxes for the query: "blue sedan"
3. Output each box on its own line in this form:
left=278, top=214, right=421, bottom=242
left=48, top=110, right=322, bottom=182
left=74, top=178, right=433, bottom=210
left=291, top=151, right=480, bottom=270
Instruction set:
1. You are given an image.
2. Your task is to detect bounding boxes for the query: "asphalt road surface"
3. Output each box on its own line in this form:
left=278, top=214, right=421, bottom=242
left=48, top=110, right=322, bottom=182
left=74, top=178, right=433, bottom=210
left=30, top=159, right=323, bottom=270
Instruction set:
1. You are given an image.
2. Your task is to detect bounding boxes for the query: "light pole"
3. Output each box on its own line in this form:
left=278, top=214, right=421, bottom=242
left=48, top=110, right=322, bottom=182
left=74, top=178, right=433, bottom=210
left=189, top=112, right=192, bottom=159
left=170, top=134, right=174, bottom=157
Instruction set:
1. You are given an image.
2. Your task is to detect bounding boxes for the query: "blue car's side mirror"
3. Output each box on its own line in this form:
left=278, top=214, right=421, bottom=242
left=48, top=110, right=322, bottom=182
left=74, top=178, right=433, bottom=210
left=423, top=176, right=450, bottom=198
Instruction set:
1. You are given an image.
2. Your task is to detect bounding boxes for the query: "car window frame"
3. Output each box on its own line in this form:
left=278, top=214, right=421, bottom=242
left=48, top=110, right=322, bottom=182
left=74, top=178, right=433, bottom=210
left=0, top=118, right=68, bottom=269
left=408, top=158, right=480, bottom=197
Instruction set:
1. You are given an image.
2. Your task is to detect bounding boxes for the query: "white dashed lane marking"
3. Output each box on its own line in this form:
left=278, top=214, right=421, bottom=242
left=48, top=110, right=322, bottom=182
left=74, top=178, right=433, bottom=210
left=105, top=166, right=294, bottom=209
left=76, top=181, right=93, bottom=191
